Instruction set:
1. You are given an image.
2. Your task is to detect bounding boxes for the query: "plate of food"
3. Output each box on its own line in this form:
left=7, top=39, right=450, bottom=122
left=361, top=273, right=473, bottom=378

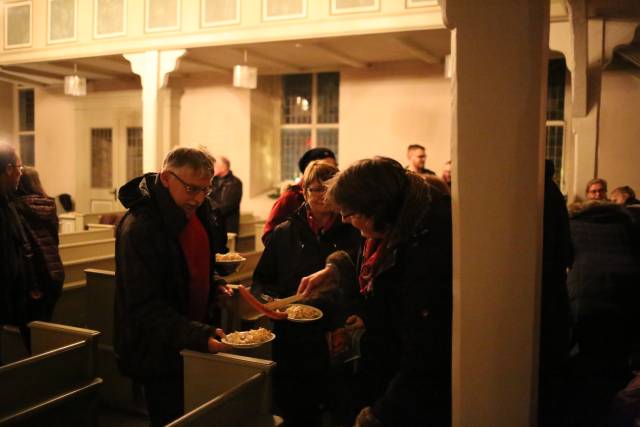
left=283, top=304, right=323, bottom=323
left=215, top=252, right=246, bottom=274
left=221, top=327, right=275, bottom=349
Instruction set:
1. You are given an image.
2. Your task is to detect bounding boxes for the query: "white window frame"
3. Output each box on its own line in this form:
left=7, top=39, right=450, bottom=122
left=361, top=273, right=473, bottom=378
left=280, top=73, right=339, bottom=147
left=15, top=86, right=36, bottom=166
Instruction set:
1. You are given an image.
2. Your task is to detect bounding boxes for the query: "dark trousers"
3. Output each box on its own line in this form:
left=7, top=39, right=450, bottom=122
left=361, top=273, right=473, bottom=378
left=142, top=375, right=184, bottom=427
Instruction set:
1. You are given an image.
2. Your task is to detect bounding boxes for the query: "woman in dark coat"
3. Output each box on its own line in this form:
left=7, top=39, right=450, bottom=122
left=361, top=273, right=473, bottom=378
left=252, top=160, right=362, bottom=427
left=299, top=157, right=453, bottom=427
left=13, top=167, right=64, bottom=322
left=567, top=200, right=640, bottom=427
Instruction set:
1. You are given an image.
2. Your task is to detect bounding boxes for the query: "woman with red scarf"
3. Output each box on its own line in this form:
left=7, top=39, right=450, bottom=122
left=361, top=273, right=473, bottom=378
left=299, top=157, right=453, bottom=427
left=252, top=160, right=362, bottom=427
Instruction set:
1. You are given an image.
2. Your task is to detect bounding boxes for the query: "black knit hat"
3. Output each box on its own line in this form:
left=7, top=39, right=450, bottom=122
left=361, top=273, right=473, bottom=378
left=298, top=147, right=336, bottom=173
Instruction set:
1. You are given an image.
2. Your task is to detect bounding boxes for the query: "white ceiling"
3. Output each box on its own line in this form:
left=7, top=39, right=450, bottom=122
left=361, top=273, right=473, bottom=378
left=0, top=28, right=451, bottom=87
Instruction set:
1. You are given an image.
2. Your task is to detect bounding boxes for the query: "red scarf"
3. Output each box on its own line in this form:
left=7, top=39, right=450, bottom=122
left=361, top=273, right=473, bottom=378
left=179, top=214, right=210, bottom=322
left=306, top=208, right=337, bottom=237
left=358, top=238, right=384, bottom=295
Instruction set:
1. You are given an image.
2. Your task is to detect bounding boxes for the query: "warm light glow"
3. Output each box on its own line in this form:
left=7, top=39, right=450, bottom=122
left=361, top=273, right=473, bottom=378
left=64, top=74, right=87, bottom=96
left=232, top=64, right=257, bottom=89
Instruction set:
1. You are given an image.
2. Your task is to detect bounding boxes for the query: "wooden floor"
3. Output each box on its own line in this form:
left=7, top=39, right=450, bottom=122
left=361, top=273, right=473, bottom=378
left=98, top=407, right=148, bottom=427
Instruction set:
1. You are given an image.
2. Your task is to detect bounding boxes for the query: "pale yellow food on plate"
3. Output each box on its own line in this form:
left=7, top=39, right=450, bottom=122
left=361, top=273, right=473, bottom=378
left=216, top=252, right=245, bottom=262
left=286, top=304, right=321, bottom=320
left=223, top=327, right=273, bottom=346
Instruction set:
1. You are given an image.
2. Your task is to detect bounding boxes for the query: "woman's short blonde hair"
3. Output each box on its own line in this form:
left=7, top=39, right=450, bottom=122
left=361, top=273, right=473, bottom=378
left=301, top=160, right=339, bottom=191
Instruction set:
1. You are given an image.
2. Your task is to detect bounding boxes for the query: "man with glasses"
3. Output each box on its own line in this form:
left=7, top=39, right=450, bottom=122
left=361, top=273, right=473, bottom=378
left=585, top=178, right=608, bottom=201
left=114, top=147, right=230, bottom=426
left=0, top=143, right=35, bottom=355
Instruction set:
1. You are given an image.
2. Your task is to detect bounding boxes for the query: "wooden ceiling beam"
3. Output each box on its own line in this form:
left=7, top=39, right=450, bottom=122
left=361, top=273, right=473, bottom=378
left=181, top=57, right=230, bottom=75
left=1, top=65, right=65, bottom=80
left=0, top=71, right=48, bottom=87
left=395, top=37, right=440, bottom=64
left=55, top=60, right=126, bottom=78
left=234, top=48, right=306, bottom=72
left=310, top=44, right=369, bottom=68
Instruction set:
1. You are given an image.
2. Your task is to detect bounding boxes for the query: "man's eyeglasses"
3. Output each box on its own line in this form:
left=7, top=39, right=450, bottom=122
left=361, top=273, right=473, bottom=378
left=169, top=171, right=212, bottom=196
left=8, top=163, right=23, bottom=173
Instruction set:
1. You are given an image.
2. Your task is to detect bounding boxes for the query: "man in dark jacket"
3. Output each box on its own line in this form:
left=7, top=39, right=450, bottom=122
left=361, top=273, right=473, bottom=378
left=208, top=156, right=242, bottom=234
left=114, top=147, right=230, bottom=426
left=0, top=143, right=34, bottom=350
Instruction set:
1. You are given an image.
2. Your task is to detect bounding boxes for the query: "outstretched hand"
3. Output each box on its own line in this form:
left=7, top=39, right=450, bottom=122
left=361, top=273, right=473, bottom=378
left=297, top=265, right=338, bottom=297
left=208, top=328, right=230, bottom=353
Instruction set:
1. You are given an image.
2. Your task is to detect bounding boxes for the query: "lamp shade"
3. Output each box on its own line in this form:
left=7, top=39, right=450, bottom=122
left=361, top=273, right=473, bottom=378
left=233, top=64, right=257, bottom=89
left=64, top=75, right=87, bottom=96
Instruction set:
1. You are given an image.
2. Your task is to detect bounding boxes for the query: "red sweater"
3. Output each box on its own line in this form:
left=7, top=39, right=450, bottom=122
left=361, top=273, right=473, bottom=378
left=179, top=214, right=210, bottom=322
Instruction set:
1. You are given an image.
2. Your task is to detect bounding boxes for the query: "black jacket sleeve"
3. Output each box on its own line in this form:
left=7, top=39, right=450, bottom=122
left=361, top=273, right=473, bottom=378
left=211, top=177, right=242, bottom=217
left=116, top=214, right=212, bottom=355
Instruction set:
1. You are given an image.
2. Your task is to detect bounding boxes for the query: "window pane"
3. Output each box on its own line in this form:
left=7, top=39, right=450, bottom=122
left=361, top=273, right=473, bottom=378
left=126, top=127, right=143, bottom=180
left=317, top=72, right=339, bottom=124
left=282, top=74, right=312, bottom=124
left=545, top=125, right=564, bottom=184
left=316, top=128, right=338, bottom=160
left=281, top=129, right=311, bottom=181
left=547, top=59, right=566, bottom=121
left=19, top=135, right=34, bottom=166
left=91, top=128, right=112, bottom=188
left=19, top=89, right=34, bottom=132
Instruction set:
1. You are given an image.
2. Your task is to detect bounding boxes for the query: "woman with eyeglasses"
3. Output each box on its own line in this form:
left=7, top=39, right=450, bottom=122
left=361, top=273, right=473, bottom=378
left=298, top=157, right=453, bottom=427
left=252, top=160, right=362, bottom=427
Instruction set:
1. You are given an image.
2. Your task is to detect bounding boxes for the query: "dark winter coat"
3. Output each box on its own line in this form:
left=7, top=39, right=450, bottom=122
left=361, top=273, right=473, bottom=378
left=329, top=187, right=452, bottom=427
left=252, top=205, right=362, bottom=372
left=114, top=173, right=227, bottom=379
left=568, top=202, right=640, bottom=368
left=14, top=194, right=64, bottom=321
left=0, top=194, right=33, bottom=326
left=208, top=171, right=242, bottom=234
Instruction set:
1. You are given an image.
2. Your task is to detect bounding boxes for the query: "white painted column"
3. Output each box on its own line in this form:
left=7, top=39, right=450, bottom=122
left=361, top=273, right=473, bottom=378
left=125, top=49, right=185, bottom=172
left=441, top=1, right=548, bottom=426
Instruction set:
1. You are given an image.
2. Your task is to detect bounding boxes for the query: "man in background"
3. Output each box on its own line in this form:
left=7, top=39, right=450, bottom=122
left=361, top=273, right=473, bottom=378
left=208, top=156, right=243, bottom=234
left=406, top=144, right=435, bottom=179
left=585, top=178, right=608, bottom=201
left=0, top=143, right=33, bottom=355
left=442, top=160, right=452, bottom=188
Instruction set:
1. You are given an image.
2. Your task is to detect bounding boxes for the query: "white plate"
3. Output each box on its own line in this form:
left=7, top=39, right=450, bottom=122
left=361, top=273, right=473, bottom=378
left=283, top=304, right=323, bottom=323
left=221, top=332, right=275, bottom=349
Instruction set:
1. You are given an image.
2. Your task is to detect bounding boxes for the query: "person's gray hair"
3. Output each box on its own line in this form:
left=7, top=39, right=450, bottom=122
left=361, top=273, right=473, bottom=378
left=0, top=143, right=18, bottom=173
left=162, top=147, right=215, bottom=177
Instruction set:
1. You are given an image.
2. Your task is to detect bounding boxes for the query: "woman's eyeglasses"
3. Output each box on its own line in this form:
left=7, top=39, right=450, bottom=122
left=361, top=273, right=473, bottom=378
left=307, top=186, right=327, bottom=194
left=169, top=171, right=212, bottom=196
left=340, top=211, right=356, bottom=220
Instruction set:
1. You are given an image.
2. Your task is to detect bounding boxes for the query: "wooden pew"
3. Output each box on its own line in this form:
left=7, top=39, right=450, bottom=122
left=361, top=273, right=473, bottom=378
left=224, top=250, right=262, bottom=285
left=84, top=269, right=146, bottom=413
left=59, top=238, right=115, bottom=264
left=168, top=351, right=277, bottom=427
left=0, top=322, right=102, bottom=426
left=53, top=236, right=116, bottom=328
left=59, top=228, right=114, bottom=246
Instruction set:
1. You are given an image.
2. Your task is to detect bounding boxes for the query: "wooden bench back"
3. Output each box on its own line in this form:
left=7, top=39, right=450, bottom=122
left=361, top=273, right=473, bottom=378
left=59, top=228, right=114, bottom=245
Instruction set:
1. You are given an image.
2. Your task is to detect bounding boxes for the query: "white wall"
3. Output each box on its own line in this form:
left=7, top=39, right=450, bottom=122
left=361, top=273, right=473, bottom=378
left=598, top=69, right=640, bottom=192
left=0, top=82, right=13, bottom=146
left=179, top=74, right=251, bottom=207
left=339, top=60, right=452, bottom=175
left=34, top=87, right=77, bottom=198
